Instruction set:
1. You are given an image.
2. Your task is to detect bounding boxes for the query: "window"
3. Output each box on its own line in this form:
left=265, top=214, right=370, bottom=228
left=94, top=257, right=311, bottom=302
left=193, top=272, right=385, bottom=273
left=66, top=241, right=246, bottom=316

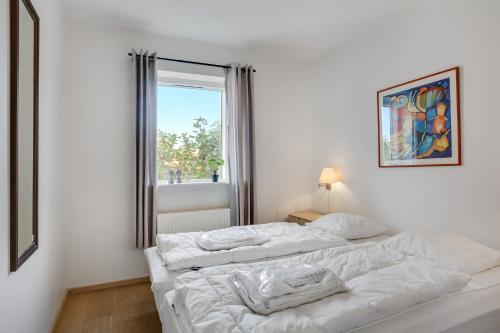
left=157, top=71, right=226, bottom=184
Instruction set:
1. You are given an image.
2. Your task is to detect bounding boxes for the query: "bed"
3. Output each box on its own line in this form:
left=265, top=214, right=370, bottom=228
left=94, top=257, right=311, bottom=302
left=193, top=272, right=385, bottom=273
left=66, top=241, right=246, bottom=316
left=145, top=235, right=390, bottom=319
left=145, top=215, right=390, bottom=308
left=154, top=222, right=350, bottom=271
left=159, top=230, right=500, bottom=333
left=161, top=265, right=500, bottom=333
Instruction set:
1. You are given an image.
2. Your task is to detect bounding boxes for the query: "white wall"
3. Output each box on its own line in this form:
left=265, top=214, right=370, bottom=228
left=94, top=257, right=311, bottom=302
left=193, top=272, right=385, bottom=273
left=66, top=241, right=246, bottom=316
left=311, top=0, right=500, bottom=249
left=0, top=0, right=66, bottom=332
left=60, top=21, right=313, bottom=287
left=157, top=183, right=230, bottom=213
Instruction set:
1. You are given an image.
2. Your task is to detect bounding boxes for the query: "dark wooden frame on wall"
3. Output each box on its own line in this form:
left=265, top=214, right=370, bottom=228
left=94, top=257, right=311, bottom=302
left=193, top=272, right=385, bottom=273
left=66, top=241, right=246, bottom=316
left=377, top=67, right=462, bottom=168
left=10, top=0, right=40, bottom=272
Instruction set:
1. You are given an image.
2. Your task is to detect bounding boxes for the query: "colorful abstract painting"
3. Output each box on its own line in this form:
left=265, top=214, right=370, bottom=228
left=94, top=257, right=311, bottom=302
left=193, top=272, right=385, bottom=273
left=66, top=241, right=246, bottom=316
left=378, top=67, right=461, bottom=167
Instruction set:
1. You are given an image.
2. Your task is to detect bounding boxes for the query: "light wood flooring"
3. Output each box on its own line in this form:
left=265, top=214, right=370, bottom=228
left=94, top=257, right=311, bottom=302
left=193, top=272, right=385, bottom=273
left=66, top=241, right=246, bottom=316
left=53, top=282, right=162, bottom=333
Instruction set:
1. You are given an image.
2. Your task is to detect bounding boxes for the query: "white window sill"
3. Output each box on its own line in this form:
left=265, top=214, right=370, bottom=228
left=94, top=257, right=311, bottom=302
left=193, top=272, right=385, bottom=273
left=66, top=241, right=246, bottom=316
left=158, top=181, right=229, bottom=191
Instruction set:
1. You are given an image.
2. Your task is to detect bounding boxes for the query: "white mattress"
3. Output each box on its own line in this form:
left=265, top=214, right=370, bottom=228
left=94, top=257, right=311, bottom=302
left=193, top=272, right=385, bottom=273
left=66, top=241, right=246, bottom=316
left=145, top=247, right=188, bottom=310
left=145, top=235, right=390, bottom=313
left=162, top=265, right=500, bottom=333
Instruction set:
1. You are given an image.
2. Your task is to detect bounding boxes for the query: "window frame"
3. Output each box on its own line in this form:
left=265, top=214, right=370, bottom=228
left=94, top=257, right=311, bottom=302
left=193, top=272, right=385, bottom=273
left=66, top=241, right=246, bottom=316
left=156, top=70, right=228, bottom=185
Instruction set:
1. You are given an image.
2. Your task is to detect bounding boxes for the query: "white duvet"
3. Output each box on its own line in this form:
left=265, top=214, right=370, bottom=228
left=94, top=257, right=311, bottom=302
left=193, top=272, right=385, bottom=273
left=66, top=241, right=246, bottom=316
left=172, top=242, right=471, bottom=333
left=156, top=222, right=349, bottom=270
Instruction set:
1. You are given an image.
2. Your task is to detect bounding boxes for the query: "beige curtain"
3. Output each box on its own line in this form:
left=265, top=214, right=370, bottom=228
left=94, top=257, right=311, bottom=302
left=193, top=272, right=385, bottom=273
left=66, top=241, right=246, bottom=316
left=132, top=49, right=158, bottom=248
left=225, top=64, right=255, bottom=226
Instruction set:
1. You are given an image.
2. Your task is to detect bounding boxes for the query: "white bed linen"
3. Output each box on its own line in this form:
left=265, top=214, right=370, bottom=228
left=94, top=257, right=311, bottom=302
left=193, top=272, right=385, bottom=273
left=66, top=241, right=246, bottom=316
left=156, top=222, right=349, bottom=270
left=170, top=243, right=471, bottom=333
left=162, top=265, right=500, bottom=333
left=348, top=235, right=389, bottom=244
left=307, top=213, right=388, bottom=239
left=382, top=230, right=500, bottom=274
left=196, top=226, right=270, bottom=250
left=146, top=235, right=390, bottom=311
left=144, top=247, right=186, bottom=309
left=145, top=247, right=320, bottom=309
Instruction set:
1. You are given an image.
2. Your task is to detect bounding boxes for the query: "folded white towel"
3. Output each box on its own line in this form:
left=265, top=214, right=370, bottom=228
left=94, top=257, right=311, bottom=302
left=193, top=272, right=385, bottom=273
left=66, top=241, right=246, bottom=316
left=195, top=226, right=270, bottom=251
left=228, top=263, right=347, bottom=314
left=275, top=264, right=328, bottom=288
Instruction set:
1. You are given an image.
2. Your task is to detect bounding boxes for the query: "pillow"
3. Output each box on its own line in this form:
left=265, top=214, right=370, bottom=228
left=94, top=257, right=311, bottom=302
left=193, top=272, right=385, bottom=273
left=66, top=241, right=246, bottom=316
left=382, top=229, right=500, bottom=274
left=307, top=213, right=388, bottom=239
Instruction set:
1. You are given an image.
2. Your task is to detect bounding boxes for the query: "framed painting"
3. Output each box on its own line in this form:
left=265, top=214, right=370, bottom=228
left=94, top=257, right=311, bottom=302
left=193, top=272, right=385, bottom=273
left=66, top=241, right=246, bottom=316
left=377, top=67, right=461, bottom=167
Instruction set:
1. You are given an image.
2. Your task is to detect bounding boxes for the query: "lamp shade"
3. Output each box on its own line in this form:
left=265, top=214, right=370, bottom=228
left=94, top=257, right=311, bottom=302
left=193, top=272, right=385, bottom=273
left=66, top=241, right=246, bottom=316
left=319, top=168, right=337, bottom=185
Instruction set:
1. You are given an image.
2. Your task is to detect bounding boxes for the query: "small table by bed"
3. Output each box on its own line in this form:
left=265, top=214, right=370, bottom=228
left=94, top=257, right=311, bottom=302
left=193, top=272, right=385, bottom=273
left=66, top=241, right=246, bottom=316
left=287, top=211, right=323, bottom=225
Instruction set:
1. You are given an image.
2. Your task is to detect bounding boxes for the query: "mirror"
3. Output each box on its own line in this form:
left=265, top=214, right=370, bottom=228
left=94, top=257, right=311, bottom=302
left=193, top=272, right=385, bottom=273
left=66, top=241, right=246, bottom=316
left=10, top=0, right=39, bottom=272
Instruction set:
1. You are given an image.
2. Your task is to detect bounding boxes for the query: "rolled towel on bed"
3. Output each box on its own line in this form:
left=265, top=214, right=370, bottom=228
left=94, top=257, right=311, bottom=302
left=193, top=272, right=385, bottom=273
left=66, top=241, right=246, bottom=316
left=195, top=226, right=270, bottom=251
left=228, top=263, right=347, bottom=314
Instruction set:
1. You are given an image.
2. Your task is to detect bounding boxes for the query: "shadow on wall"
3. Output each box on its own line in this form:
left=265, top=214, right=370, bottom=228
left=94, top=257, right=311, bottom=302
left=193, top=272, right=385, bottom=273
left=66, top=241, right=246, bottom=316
left=334, top=182, right=361, bottom=212
left=273, top=193, right=312, bottom=222
left=314, top=181, right=361, bottom=214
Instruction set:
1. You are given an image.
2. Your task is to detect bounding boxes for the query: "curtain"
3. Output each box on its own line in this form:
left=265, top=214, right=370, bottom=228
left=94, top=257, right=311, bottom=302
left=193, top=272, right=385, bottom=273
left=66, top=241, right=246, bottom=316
left=225, top=64, right=255, bottom=226
left=132, top=49, right=158, bottom=248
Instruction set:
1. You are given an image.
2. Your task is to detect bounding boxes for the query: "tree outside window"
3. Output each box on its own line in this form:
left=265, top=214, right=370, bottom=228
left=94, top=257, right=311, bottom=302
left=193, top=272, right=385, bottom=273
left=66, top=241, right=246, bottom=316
left=156, top=84, right=224, bottom=182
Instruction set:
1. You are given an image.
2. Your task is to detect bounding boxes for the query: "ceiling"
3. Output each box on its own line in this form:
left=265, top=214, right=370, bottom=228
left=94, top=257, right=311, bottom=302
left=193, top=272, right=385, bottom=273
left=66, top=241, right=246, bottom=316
left=62, top=0, right=416, bottom=62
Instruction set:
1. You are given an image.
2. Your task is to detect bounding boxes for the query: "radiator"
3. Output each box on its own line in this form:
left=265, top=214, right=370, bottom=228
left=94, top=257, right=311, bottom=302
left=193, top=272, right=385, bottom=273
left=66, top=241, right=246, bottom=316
left=157, top=208, right=231, bottom=234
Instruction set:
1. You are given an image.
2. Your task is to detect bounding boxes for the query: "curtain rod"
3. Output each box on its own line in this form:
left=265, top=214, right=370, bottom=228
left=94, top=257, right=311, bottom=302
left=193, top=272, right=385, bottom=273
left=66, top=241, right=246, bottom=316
left=127, top=52, right=256, bottom=72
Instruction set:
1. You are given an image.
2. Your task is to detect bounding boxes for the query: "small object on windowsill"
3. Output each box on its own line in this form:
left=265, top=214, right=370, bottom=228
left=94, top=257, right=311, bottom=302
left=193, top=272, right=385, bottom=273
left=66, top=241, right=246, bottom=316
left=288, top=211, right=324, bottom=225
left=176, top=170, right=182, bottom=183
left=168, top=170, right=175, bottom=184
left=208, top=158, right=224, bottom=183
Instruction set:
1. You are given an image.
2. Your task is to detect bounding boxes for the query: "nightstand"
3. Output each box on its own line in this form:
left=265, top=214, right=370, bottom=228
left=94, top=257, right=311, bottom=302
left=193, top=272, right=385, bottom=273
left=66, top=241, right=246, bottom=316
left=288, top=211, right=323, bottom=225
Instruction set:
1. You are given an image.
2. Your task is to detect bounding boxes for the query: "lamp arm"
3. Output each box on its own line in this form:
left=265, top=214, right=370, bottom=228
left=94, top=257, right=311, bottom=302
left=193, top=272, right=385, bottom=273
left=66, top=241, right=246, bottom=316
left=319, top=183, right=332, bottom=190
left=328, top=190, right=330, bottom=214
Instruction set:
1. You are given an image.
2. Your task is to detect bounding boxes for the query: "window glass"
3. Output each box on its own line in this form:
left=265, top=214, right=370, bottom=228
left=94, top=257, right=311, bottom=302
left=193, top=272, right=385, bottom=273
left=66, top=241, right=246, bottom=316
left=157, top=84, right=225, bottom=183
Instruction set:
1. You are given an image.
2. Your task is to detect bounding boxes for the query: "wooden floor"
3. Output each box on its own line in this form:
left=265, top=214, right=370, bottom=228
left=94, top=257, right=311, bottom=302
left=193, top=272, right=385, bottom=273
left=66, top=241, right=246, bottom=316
left=53, top=282, right=162, bottom=333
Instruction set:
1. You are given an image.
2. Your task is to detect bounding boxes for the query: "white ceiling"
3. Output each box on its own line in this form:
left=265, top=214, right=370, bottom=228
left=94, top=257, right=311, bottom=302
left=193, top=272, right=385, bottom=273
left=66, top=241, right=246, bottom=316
left=62, top=0, right=415, bottom=62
